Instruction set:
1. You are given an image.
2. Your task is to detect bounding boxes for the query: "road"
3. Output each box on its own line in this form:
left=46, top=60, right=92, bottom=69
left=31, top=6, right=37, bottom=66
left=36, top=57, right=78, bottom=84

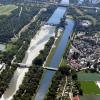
left=74, top=5, right=100, bottom=10
left=61, top=77, right=68, bottom=99
left=18, top=8, right=45, bottom=38
left=19, top=6, right=22, bottom=17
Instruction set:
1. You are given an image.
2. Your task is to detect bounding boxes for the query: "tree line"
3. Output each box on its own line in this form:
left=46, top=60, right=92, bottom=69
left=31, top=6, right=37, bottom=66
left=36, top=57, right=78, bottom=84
left=13, top=37, right=55, bottom=100
left=0, top=5, right=56, bottom=98
left=0, top=5, right=40, bottom=43
left=44, top=65, right=71, bottom=100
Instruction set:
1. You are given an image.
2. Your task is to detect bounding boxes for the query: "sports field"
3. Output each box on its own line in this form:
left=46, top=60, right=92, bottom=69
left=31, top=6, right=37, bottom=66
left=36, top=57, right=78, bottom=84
left=78, top=72, right=100, bottom=100
left=80, top=95, right=100, bottom=100
left=0, top=5, right=18, bottom=15
left=80, top=81, right=100, bottom=94
left=77, top=72, right=100, bottom=81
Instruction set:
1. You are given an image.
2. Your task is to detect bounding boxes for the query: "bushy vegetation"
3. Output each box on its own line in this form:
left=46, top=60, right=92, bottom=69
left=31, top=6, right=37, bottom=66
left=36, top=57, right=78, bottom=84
left=0, top=64, right=17, bottom=97
left=45, top=40, right=72, bottom=100
left=0, top=0, right=61, bottom=3
left=0, top=11, right=39, bottom=96
left=13, top=37, right=55, bottom=100
left=68, top=6, right=100, bottom=33
left=45, top=66, right=71, bottom=100
left=71, top=70, right=83, bottom=96
left=0, top=5, right=56, bottom=64
left=13, top=65, right=43, bottom=100
left=0, top=5, right=40, bottom=43
left=0, top=5, right=56, bottom=98
left=0, top=14, right=41, bottom=64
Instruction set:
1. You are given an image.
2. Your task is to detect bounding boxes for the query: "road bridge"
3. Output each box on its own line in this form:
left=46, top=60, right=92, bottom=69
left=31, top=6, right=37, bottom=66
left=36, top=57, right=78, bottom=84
left=15, top=63, right=29, bottom=68
left=74, top=5, right=100, bottom=10
left=15, top=63, right=58, bottom=71
left=45, top=23, right=58, bottom=26
left=43, top=66, right=58, bottom=71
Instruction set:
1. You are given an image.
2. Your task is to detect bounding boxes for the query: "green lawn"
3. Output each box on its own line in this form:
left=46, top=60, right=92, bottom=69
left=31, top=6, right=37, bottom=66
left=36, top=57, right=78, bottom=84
left=78, top=72, right=100, bottom=81
left=60, top=58, right=67, bottom=66
left=44, top=34, right=63, bottom=66
left=0, top=5, right=18, bottom=15
left=80, top=95, right=100, bottom=100
left=80, top=81, right=100, bottom=94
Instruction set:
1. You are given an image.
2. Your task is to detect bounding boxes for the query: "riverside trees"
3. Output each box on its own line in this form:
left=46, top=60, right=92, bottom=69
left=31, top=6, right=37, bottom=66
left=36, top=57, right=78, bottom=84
left=0, top=64, right=17, bottom=97
left=0, top=14, right=41, bottom=98
left=0, top=5, right=40, bottom=43
left=44, top=65, right=71, bottom=100
left=13, top=37, right=55, bottom=100
left=0, top=5, right=56, bottom=99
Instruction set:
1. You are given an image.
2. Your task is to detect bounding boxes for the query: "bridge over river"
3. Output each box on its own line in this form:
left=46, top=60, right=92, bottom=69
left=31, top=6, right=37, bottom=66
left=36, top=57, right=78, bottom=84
left=34, top=0, right=74, bottom=100
left=16, top=63, right=58, bottom=71
left=43, top=66, right=58, bottom=71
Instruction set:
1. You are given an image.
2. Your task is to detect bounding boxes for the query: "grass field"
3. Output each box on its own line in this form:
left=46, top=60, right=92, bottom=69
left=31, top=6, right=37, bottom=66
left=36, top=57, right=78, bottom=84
left=78, top=72, right=100, bottom=81
left=80, top=81, right=100, bottom=94
left=0, top=5, right=18, bottom=15
left=78, top=72, right=100, bottom=100
left=80, top=95, right=100, bottom=100
left=44, top=34, right=63, bottom=66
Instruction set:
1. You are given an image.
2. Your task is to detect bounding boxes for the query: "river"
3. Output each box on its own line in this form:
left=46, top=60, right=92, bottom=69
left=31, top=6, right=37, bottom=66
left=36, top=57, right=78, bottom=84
left=0, top=0, right=74, bottom=100
left=34, top=20, right=74, bottom=100
left=34, top=0, right=75, bottom=100
left=47, top=7, right=66, bottom=25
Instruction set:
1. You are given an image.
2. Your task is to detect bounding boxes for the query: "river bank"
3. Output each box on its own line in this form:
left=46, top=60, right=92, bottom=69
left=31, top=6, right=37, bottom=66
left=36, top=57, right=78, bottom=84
left=34, top=0, right=75, bottom=99
left=34, top=19, right=74, bottom=100
left=0, top=25, right=55, bottom=100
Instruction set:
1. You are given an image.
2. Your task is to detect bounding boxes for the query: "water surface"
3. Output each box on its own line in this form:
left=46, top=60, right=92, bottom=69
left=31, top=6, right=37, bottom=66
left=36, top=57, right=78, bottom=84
left=35, top=20, right=74, bottom=100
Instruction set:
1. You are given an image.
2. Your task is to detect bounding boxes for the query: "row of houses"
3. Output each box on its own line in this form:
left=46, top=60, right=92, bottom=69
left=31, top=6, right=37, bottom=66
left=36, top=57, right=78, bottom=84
left=68, top=31, right=100, bottom=71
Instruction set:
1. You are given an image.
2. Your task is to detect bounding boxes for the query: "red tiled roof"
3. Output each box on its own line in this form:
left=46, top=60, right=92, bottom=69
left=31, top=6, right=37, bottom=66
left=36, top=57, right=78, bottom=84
left=73, top=96, right=79, bottom=100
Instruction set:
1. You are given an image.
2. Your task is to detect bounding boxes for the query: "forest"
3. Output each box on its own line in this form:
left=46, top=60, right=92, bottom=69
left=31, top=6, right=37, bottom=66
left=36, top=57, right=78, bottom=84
left=13, top=37, right=55, bottom=100
left=0, top=5, right=41, bottom=43
left=0, top=4, right=56, bottom=98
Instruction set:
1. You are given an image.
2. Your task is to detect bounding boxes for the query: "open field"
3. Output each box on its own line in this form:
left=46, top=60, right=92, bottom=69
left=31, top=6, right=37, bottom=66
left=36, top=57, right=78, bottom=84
left=0, top=25, right=55, bottom=100
left=78, top=72, right=100, bottom=81
left=0, top=5, right=18, bottom=15
left=80, top=81, right=100, bottom=94
left=78, top=72, right=100, bottom=99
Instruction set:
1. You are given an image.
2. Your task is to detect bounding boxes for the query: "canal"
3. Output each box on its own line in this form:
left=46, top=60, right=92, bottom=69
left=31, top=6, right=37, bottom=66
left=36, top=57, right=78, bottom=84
left=34, top=0, right=75, bottom=100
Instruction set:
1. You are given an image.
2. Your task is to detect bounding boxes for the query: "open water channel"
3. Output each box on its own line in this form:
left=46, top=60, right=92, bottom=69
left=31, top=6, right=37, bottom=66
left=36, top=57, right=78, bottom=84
left=34, top=0, right=74, bottom=100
